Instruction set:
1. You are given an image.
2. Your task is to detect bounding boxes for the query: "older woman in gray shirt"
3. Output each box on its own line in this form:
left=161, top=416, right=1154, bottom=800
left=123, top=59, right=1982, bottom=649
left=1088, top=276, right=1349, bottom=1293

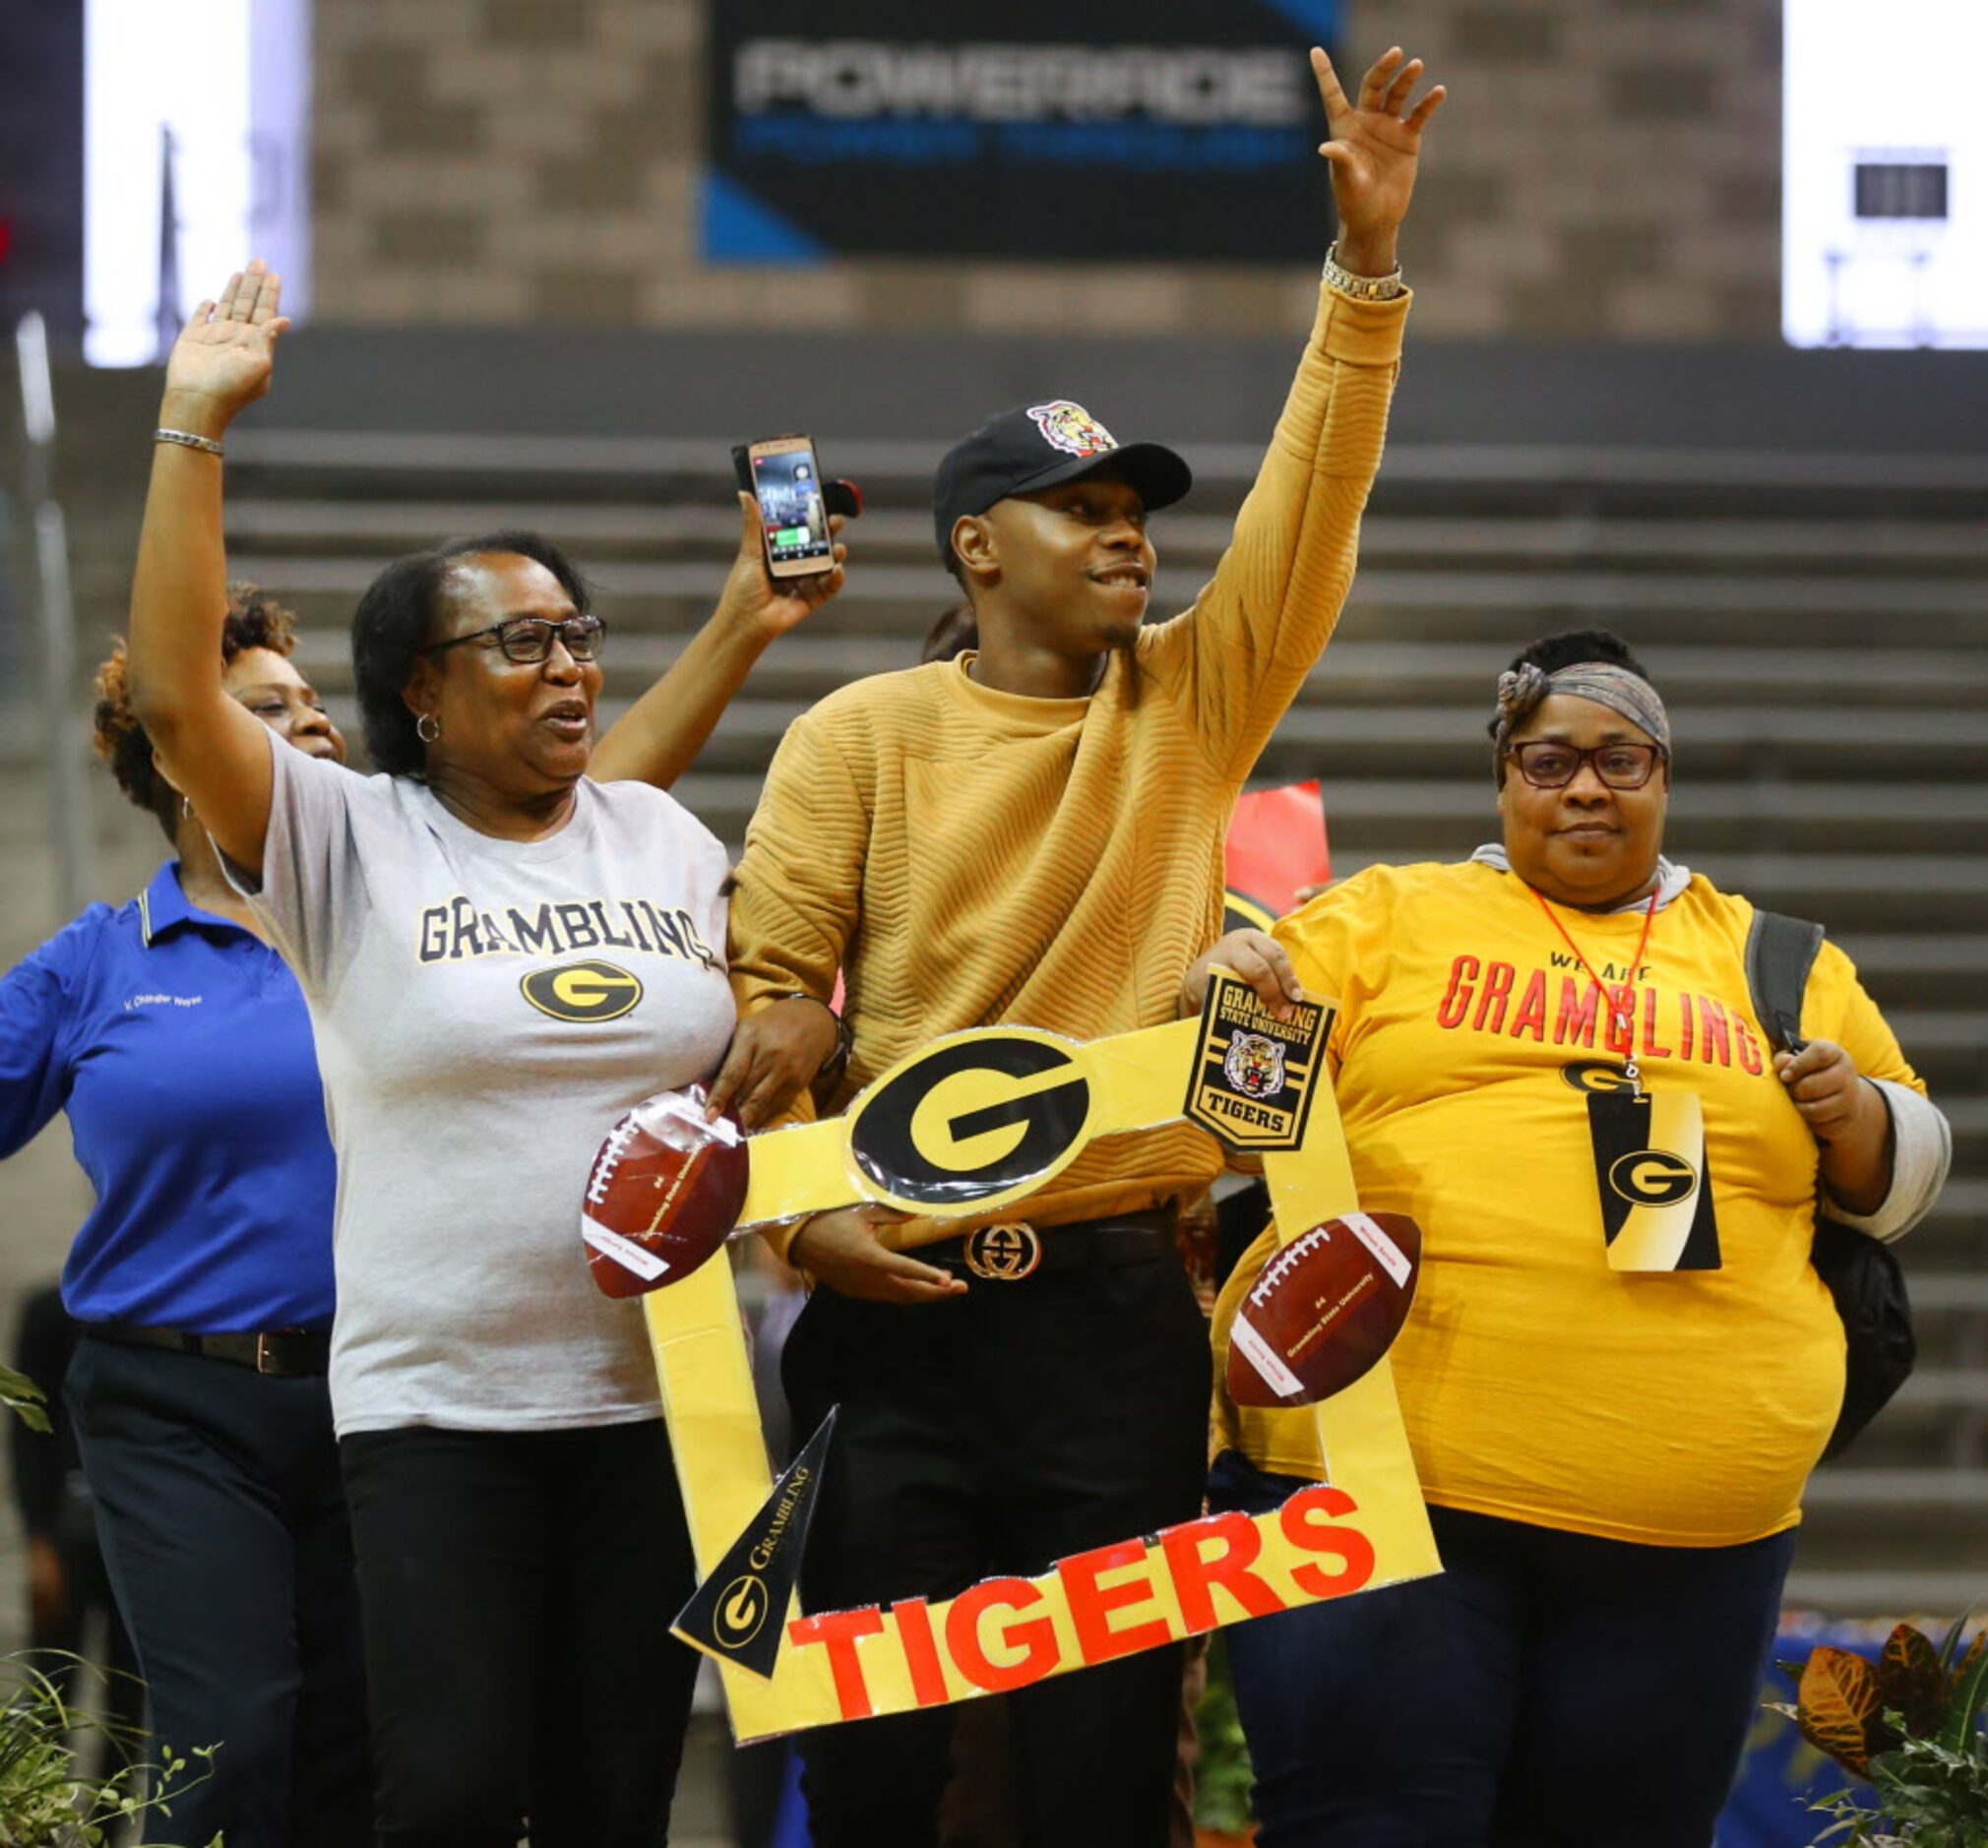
left=128, top=262, right=836, bottom=1846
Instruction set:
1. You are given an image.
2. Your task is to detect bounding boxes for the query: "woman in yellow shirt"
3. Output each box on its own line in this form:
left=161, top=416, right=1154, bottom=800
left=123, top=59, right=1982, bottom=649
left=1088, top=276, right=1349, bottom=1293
left=1184, top=629, right=1950, bottom=1848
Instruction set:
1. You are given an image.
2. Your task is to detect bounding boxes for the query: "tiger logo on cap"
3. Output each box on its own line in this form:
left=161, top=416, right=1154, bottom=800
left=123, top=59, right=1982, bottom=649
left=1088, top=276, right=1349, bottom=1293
left=1027, top=400, right=1118, bottom=460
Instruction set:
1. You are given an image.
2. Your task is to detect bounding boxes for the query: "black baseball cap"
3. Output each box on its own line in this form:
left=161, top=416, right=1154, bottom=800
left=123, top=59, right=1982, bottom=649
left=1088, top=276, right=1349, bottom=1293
left=932, top=400, right=1193, bottom=566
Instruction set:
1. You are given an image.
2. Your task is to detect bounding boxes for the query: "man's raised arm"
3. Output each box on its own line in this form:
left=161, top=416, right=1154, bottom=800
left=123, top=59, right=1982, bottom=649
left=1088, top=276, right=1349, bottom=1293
left=1140, top=44, right=1445, bottom=781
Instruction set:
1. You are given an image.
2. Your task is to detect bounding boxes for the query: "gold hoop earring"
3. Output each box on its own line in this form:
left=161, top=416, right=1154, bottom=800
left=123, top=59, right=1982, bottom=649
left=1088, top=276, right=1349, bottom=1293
left=415, top=712, right=441, bottom=744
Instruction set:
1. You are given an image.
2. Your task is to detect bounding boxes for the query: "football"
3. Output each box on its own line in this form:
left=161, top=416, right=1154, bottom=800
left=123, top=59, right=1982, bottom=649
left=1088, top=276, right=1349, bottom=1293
left=1225, top=1210, right=1423, bottom=1408
left=582, top=1086, right=750, bottom=1298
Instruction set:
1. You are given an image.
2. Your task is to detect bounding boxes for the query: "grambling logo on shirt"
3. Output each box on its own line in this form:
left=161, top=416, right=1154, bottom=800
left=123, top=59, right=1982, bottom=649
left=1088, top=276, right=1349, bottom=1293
left=521, top=960, right=645, bottom=1023
left=414, top=894, right=718, bottom=971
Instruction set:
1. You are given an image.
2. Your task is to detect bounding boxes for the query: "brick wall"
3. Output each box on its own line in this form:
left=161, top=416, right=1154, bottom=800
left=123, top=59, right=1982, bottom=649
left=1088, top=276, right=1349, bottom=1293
left=310, top=0, right=1783, bottom=341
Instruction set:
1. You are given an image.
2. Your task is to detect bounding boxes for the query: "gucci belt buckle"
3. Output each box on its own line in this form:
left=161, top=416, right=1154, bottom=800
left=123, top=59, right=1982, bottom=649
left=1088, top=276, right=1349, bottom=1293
left=963, top=1222, right=1042, bottom=1282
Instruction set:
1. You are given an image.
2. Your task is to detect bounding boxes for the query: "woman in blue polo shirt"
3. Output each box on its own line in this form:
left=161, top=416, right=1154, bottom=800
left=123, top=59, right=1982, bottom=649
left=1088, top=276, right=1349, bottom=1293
left=0, top=594, right=369, bottom=1847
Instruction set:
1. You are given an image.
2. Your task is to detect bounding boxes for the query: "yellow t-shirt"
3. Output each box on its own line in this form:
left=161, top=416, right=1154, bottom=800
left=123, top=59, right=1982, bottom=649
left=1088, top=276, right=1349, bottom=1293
left=1211, top=859, right=1926, bottom=1548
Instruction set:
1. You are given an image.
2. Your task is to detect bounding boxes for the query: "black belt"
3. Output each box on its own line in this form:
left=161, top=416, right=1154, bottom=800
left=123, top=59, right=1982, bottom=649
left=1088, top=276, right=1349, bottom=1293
left=924, top=1208, right=1177, bottom=1283
left=83, top=1322, right=332, bottom=1378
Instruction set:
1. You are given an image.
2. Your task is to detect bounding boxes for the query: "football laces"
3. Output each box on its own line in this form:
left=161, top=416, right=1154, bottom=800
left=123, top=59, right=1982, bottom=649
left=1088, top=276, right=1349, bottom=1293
left=587, top=1116, right=642, bottom=1207
left=1250, top=1225, right=1331, bottom=1310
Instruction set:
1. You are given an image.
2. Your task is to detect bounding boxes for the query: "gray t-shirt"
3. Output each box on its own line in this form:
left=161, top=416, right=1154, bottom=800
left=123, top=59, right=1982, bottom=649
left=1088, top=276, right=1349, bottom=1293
left=232, top=734, right=734, bottom=1435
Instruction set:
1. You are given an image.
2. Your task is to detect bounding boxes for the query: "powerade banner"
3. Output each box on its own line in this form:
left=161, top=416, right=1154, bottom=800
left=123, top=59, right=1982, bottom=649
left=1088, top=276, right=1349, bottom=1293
left=703, top=2, right=1342, bottom=263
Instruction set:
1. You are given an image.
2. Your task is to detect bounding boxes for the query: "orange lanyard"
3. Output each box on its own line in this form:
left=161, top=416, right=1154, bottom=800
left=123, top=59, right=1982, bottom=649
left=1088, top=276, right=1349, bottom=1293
left=1530, top=886, right=1660, bottom=1095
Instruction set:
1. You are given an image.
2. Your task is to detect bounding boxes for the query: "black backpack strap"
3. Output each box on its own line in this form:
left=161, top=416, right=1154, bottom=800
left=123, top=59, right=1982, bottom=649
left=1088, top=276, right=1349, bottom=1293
left=1744, top=908, right=1827, bottom=1057
left=1743, top=905, right=1917, bottom=1460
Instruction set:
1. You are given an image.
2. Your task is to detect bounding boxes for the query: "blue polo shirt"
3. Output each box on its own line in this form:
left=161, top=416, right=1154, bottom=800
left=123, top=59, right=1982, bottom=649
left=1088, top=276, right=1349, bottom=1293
left=0, top=860, right=337, bottom=1330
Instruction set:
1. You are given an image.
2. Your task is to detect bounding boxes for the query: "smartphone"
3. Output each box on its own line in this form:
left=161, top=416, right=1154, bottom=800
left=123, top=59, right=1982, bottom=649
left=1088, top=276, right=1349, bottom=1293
left=747, top=435, right=836, bottom=579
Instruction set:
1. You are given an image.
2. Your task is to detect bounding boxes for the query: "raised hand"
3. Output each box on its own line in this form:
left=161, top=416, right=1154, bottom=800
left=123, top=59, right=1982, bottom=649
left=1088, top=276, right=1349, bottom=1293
left=587, top=490, right=849, bottom=790
left=715, top=490, right=848, bottom=645
left=1310, top=45, right=1446, bottom=274
left=161, top=260, right=291, bottom=435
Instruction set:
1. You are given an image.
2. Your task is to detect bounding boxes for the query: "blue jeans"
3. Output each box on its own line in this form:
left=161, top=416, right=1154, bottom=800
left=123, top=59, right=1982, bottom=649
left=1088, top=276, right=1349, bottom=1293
left=1208, top=1451, right=1797, bottom=1848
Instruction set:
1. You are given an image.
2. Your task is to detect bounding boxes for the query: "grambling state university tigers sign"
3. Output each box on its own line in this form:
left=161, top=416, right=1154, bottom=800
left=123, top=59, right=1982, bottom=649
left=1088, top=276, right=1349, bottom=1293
left=644, top=974, right=1440, bottom=1741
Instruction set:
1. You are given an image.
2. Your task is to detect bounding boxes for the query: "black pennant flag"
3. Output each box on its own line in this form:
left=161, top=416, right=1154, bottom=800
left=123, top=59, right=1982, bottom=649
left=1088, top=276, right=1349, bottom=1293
left=671, top=1407, right=836, bottom=1679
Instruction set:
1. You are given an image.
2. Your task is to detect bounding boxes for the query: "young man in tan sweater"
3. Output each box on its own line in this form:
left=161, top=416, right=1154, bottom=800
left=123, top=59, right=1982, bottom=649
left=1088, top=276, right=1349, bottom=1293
left=725, top=43, right=1445, bottom=1845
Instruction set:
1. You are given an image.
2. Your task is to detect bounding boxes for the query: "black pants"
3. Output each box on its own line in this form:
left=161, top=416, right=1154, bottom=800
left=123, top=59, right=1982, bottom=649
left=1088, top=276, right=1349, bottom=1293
left=339, top=1419, right=699, bottom=1848
left=782, top=1253, right=1210, bottom=1848
left=65, top=1336, right=372, bottom=1848
left=1209, top=1450, right=1799, bottom=1848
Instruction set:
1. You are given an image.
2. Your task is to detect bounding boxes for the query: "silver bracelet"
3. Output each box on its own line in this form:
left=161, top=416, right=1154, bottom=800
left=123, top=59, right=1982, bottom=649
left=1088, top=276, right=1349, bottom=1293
left=155, top=427, right=225, bottom=458
left=1321, top=242, right=1405, bottom=303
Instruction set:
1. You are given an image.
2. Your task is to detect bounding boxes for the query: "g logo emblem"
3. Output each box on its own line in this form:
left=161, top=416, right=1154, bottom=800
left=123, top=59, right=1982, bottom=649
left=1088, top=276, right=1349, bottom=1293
left=846, top=1029, right=1095, bottom=1213
left=963, top=1223, right=1043, bottom=1281
left=1608, top=1149, right=1699, bottom=1208
left=713, top=1574, right=768, bottom=1649
left=522, top=960, right=644, bottom=1023
left=1562, top=1060, right=1637, bottom=1095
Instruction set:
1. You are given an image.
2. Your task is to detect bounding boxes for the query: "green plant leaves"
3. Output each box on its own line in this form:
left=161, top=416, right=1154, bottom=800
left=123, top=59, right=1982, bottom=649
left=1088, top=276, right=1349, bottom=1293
left=1950, top=1628, right=1986, bottom=1694
left=1878, top=1624, right=1952, bottom=1741
left=0, top=1653, right=217, bottom=1844
left=0, top=1363, right=50, bottom=1437
left=1788, top=1614, right=1988, bottom=1844
left=1940, top=1627, right=1988, bottom=1757
left=1190, top=1634, right=1255, bottom=1835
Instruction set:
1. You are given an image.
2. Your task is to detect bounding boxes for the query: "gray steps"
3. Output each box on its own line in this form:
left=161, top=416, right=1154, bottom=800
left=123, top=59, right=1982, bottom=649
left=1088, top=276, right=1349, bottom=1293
left=584, top=698, right=1988, bottom=782
left=1939, top=1099, right=1988, bottom=1173
left=221, top=429, right=1988, bottom=498
left=224, top=498, right=1988, bottom=571
left=1311, top=781, right=1988, bottom=857
left=282, top=627, right=1988, bottom=713
left=234, top=552, right=1988, bottom=624
left=1783, top=1570, right=1988, bottom=1615
left=260, top=583, right=1988, bottom=651
left=1790, top=1504, right=1988, bottom=1587
left=1807, top=1469, right=1988, bottom=1509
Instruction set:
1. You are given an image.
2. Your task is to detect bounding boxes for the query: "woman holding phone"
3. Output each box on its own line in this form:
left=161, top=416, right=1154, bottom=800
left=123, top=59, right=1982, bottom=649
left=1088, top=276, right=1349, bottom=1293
left=123, top=259, right=839, bottom=1845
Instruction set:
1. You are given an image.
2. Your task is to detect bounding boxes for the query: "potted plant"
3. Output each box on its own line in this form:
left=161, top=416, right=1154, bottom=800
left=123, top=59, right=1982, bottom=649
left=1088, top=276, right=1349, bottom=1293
left=0, top=1364, right=218, bottom=1845
left=1193, top=1634, right=1256, bottom=1846
left=0, top=1657, right=217, bottom=1845
left=1771, top=1614, right=1988, bottom=1845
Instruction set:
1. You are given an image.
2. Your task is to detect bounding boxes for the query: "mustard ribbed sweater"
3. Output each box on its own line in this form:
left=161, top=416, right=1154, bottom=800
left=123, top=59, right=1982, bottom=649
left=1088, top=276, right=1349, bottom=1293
left=729, top=280, right=1408, bottom=1256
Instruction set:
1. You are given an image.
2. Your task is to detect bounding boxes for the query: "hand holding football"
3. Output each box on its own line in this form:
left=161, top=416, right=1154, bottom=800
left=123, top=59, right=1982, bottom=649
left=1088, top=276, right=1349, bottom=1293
left=581, top=1086, right=750, bottom=1298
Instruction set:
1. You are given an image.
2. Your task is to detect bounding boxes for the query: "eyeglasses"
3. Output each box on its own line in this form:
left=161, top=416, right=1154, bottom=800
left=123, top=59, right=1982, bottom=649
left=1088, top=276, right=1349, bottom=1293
left=418, top=614, right=607, bottom=665
left=1505, top=741, right=1666, bottom=790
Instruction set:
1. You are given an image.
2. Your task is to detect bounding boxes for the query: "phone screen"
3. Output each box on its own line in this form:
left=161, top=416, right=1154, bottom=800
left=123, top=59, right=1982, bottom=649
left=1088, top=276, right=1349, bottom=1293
left=751, top=445, right=833, bottom=569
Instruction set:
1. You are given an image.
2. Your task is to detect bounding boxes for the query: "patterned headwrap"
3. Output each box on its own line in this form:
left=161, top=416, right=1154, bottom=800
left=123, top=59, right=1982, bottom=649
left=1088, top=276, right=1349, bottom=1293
left=1492, top=660, right=1670, bottom=760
